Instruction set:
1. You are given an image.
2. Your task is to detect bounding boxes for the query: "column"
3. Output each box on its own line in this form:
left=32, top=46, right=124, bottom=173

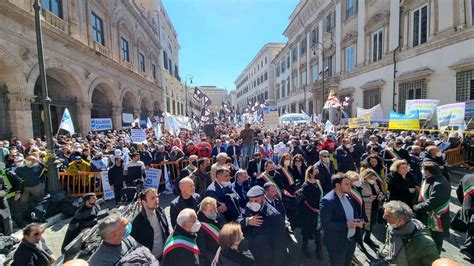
left=77, top=101, right=92, bottom=134
left=335, top=2, right=342, bottom=73
left=357, top=0, right=366, bottom=65
left=112, top=106, right=123, bottom=130
left=9, top=93, right=34, bottom=141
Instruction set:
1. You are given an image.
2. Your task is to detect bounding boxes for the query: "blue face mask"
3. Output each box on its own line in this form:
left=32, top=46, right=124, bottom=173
left=123, top=223, right=132, bottom=238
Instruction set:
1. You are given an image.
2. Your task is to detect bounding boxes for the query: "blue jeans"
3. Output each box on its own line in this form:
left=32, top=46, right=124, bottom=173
left=241, top=143, right=254, bottom=169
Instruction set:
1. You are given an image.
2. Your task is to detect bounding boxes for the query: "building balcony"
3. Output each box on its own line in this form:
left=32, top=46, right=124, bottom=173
left=120, top=58, right=134, bottom=71
left=41, top=8, right=67, bottom=33
left=93, top=41, right=111, bottom=58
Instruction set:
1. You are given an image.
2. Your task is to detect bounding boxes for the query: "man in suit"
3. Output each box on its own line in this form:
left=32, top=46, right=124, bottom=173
left=247, top=152, right=266, bottom=185
left=226, top=139, right=241, bottom=163
left=456, top=174, right=474, bottom=259
left=382, top=138, right=411, bottom=170
left=320, top=174, right=364, bottom=266
left=205, top=167, right=241, bottom=222
left=314, top=150, right=335, bottom=195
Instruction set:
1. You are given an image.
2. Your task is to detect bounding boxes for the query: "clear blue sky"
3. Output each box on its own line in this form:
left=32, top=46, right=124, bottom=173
left=162, top=0, right=299, bottom=91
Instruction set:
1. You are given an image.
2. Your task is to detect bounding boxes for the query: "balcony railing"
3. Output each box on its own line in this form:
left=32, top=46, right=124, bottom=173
left=42, top=8, right=67, bottom=33
left=120, top=58, right=134, bottom=71
left=93, top=41, right=111, bottom=58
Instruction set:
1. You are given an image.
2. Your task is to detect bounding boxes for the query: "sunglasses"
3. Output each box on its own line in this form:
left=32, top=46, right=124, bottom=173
left=321, top=156, right=329, bottom=158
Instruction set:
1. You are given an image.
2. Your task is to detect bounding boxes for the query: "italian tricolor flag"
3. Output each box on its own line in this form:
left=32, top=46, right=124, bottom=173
left=201, top=222, right=220, bottom=243
left=163, top=235, right=200, bottom=256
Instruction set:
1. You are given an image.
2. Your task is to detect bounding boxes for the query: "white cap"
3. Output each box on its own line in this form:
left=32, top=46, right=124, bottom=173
left=114, top=149, right=123, bottom=157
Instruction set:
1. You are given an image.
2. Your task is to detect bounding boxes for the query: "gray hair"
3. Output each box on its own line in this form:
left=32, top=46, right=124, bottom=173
left=320, top=150, right=329, bottom=157
left=98, top=212, right=122, bottom=239
left=216, top=166, right=230, bottom=177
left=176, top=208, right=196, bottom=227
left=383, top=201, right=413, bottom=222
left=217, top=152, right=228, bottom=161
left=235, top=169, right=247, bottom=179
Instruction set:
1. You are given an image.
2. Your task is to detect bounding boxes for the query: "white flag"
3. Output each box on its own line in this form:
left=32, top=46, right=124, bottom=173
left=59, top=108, right=75, bottom=134
left=146, top=117, right=153, bottom=129
left=154, top=124, right=162, bottom=139
left=164, top=113, right=180, bottom=136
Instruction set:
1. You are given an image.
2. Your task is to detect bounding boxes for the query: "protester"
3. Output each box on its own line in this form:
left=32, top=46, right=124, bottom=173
left=169, top=177, right=201, bottom=228
left=12, top=223, right=56, bottom=266
left=335, top=138, right=357, bottom=173
left=240, top=123, right=255, bottom=169
left=206, top=167, right=241, bottom=222
left=320, top=174, right=364, bottom=266
left=0, top=161, right=21, bottom=235
left=107, top=156, right=125, bottom=203
left=289, top=154, right=306, bottom=187
left=414, top=161, right=451, bottom=254
left=192, top=157, right=212, bottom=198
left=61, top=193, right=101, bottom=253
left=214, top=223, right=255, bottom=265
left=131, top=188, right=169, bottom=260
left=380, top=200, right=439, bottom=265
left=162, top=208, right=201, bottom=266
left=360, top=169, right=383, bottom=249
left=314, top=150, right=335, bottom=194
left=247, top=152, right=266, bottom=184
left=422, top=145, right=450, bottom=181
left=210, top=153, right=228, bottom=180
left=382, top=138, right=411, bottom=169
left=232, top=169, right=251, bottom=208
left=456, top=174, right=474, bottom=259
left=387, top=159, right=417, bottom=208
left=123, top=152, right=146, bottom=186
left=196, top=197, right=221, bottom=265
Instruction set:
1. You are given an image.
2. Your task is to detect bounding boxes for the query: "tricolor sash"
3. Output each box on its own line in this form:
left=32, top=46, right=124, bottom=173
left=304, top=181, right=323, bottom=213
left=463, top=183, right=474, bottom=200
left=419, top=181, right=450, bottom=232
left=201, top=222, right=219, bottom=243
left=280, top=168, right=295, bottom=186
left=386, top=147, right=400, bottom=159
left=163, top=235, right=200, bottom=256
left=260, top=173, right=282, bottom=197
left=349, top=188, right=363, bottom=207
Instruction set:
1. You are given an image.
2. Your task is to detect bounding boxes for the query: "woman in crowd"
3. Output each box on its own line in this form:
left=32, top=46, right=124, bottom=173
left=387, top=159, right=417, bottom=208
left=345, top=171, right=368, bottom=252
left=277, top=153, right=298, bottom=225
left=360, top=169, right=383, bottom=250
left=360, top=154, right=387, bottom=193
left=289, top=154, right=307, bottom=188
left=214, top=223, right=255, bottom=266
left=296, top=165, right=323, bottom=258
left=197, top=197, right=222, bottom=266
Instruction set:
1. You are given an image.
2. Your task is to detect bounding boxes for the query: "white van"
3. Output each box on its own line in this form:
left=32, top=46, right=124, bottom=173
left=279, top=113, right=310, bottom=125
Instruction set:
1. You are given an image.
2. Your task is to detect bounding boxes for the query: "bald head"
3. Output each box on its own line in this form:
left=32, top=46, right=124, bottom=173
left=431, top=258, right=460, bottom=266
left=179, top=177, right=195, bottom=198
left=63, top=259, right=89, bottom=266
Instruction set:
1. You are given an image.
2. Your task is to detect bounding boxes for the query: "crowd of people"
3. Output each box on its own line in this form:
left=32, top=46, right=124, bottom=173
left=0, top=120, right=473, bottom=265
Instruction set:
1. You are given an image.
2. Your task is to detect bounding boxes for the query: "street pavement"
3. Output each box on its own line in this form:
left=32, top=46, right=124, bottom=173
left=41, top=169, right=473, bottom=265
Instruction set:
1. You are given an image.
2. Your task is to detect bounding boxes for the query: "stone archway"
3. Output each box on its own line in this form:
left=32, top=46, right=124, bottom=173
left=90, top=82, right=118, bottom=119
left=31, top=68, right=83, bottom=137
left=121, top=90, right=138, bottom=127
left=140, top=96, right=152, bottom=118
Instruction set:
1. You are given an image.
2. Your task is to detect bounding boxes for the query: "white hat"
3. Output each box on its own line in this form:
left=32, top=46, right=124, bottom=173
left=114, top=149, right=123, bottom=157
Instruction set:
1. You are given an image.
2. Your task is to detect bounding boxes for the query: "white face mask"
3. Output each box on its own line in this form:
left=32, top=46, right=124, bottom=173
left=322, top=157, right=330, bottom=164
left=436, top=151, right=442, bottom=157
left=352, top=180, right=362, bottom=187
left=345, top=144, right=352, bottom=149
left=367, top=179, right=375, bottom=185
left=390, top=220, right=399, bottom=229
left=15, top=162, right=24, bottom=167
left=421, top=169, right=425, bottom=176
left=220, top=181, right=231, bottom=187
left=247, top=202, right=261, bottom=212
left=284, top=160, right=291, bottom=166
left=191, top=221, right=201, bottom=233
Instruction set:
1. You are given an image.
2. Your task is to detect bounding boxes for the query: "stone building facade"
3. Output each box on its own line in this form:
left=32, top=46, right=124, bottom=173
left=0, top=0, right=167, bottom=140
left=281, top=0, right=474, bottom=117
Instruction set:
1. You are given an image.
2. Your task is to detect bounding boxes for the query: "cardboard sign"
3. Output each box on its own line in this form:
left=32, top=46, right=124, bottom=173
left=264, top=111, right=279, bottom=129
left=388, top=111, right=420, bottom=130
left=90, top=118, right=113, bottom=131
left=100, top=171, right=115, bottom=200
left=131, top=128, right=147, bottom=143
left=348, top=116, right=371, bottom=128
left=145, top=168, right=162, bottom=190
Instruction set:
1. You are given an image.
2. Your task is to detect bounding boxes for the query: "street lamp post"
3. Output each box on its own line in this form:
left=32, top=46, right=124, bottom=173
left=184, top=74, right=193, bottom=117
left=33, top=0, right=62, bottom=193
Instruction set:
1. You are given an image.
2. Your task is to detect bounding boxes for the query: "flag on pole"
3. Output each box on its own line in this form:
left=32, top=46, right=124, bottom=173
left=154, top=124, right=162, bottom=139
left=146, top=117, right=153, bottom=129
left=164, top=113, right=180, bottom=136
left=59, top=108, right=75, bottom=134
left=163, top=164, right=173, bottom=194
left=323, top=90, right=342, bottom=109
left=193, top=87, right=204, bottom=101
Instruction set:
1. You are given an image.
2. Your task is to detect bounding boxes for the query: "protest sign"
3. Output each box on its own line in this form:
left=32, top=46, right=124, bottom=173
left=145, top=168, right=162, bottom=190
left=465, top=100, right=474, bottom=119
left=264, top=111, right=279, bottom=129
left=348, top=116, right=371, bottom=128
left=388, top=111, right=420, bottom=130
left=405, top=99, right=439, bottom=120
left=437, top=102, right=466, bottom=129
left=100, top=171, right=115, bottom=200
left=357, top=104, right=384, bottom=120
left=90, top=118, right=113, bottom=131
left=131, top=128, right=147, bottom=143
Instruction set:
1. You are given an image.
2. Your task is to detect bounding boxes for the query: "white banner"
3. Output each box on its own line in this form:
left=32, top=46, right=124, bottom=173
left=131, top=128, right=147, bottom=143
left=165, top=113, right=181, bottom=136
left=437, top=102, right=466, bottom=129
left=405, top=99, right=439, bottom=120
left=59, top=108, right=75, bottom=134
left=122, top=113, right=134, bottom=123
left=145, top=168, right=162, bottom=190
left=357, top=104, right=384, bottom=120
left=100, top=171, right=115, bottom=200
left=90, top=118, right=113, bottom=131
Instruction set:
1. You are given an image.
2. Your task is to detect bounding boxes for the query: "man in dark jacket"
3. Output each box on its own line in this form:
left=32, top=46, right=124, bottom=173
left=246, top=152, right=266, bottom=184
left=61, top=193, right=101, bottom=253
left=456, top=174, right=474, bottom=259
left=382, top=138, right=411, bottom=169
left=108, top=156, right=125, bottom=203
left=196, top=197, right=221, bottom=266
left=152, top=145, right=170, bottom=164
left=169, top=177, right=201, bottom=228
left=12, top=223, right=55, bottom=266
left=314, top=150, right=335, bottom=195
left=131, top=188, right=170, bottom=260
left=335, top=138, right=357, bottom=173
left=422, top=145, right=450, bottom=181
left=192, top=157, right=212, bottom=199
left=238, top=186, right=288, bottom=266
left=206, top=167, right=241, bottom=222
left=137, top=144, right=153, bottom=166
left=162, top=208, right=201, bottom=266
left=414, top=162, right=451, bottom=254
left=232, top=169, right=251, bottom=208
left=226, top=139, right=241, bottom=163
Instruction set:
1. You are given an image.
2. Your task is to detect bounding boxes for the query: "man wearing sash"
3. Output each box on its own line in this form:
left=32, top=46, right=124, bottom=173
left=382, top=138, right=410, bottom=169
left=414, top=162, right=450, bottom=254
left=196, top=197, right=221, bottom=266
left=163, top=208, right=201, bottom=266
left=255, top=160, right=284, bottom=193
left=456, top=174, right=474, bottom=259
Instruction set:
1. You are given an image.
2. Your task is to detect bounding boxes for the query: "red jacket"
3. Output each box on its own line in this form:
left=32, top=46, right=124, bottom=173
left=198, top=143, right=212, bottom=158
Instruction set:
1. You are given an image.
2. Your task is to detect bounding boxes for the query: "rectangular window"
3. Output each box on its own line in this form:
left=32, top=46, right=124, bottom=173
left=276, top=65, right=280, bottom=77
left=292, top=47, right=297, bottom=62
left=472, top=0, right=474, bottom=25
left=265, top=57, right=267, bottom=64
left=264, top=72, right=268, bottom=81
left=139, top=53, right=145, bottom=72
left=311, top=27, right=319, bottom=46
left=300, top=38, right=307, bottom=55
left=163, top=51, right=168, bottom=70
left=264, top=91, right=268, bottom=100
left=312, top=64, right=319, bottom=81
left=372, top=29, right=383, bottom=62
left=455, top=70, right=474, bottom=101
left=91, top=13, right=104, bottom=45
left=346, top=0, right=355, bottom=18
left=326, top=12, right=334, bottom=32
left=363, top=88, right=381, bottom=109
left=281, top=61, right=285, bottom=73
left=43, top=0, right=63, bottom=18
left=152, top=64, right=157, bottom=80
left=168, top=59, right=172, bottom=75
left=345, top=44, right=355, bottom=72
left=281, top=82, right=286, bottom=98
left=287, top=56, right=290, bottom=68
left=287, top=78, right=290, bottom=95
left=276, top=86, right=280, bottom=100
left=175, top=65, right=179, bottom=79
left=413, top=5, right=428, bottom=47
left=398, top=79, right=427, bottom=113
left=301, top=70, right=307, bottom=85
left=120, top=37, right=129, bottom=62
left=327, top=55, right=334, bottom=76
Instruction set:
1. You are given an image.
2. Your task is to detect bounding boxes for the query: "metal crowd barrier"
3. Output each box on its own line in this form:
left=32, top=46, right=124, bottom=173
left=59, top=172, right=104, bottom=197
